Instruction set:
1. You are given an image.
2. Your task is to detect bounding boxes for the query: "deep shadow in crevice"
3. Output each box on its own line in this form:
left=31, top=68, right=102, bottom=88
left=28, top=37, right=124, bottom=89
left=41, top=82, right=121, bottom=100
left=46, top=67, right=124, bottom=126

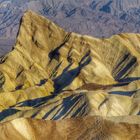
left=0, top=108, right=19, bottom=121
left=11, top=94, right=55, bottom=108
left=0, top=55, right=8, bottom=64
left=48, top=33, right=71, bottom=64
left=113, top=54, right=137, bottom=81
left=15, top=84, right=23, bottom=90
left=37, top=79, right=48, bottom=86
left=117, top=77, right=140, bottom=83
left=50, top=61, right=63, bottom=79
left=53, top=50, right=91, bottom=94
left=108, top=90, right=137, bottom=97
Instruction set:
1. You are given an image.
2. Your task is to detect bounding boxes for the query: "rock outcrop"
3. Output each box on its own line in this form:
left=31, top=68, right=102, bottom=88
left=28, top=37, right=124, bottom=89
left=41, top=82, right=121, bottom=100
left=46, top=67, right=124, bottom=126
left=0, top=11, right=140, bottom=139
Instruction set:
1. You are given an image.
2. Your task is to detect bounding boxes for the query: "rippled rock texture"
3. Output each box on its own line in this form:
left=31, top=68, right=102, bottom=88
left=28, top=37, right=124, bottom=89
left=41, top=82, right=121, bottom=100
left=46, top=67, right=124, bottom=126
left=1, top=116, right=140, bottom=140
left=0, top=11, right=140, bottom=139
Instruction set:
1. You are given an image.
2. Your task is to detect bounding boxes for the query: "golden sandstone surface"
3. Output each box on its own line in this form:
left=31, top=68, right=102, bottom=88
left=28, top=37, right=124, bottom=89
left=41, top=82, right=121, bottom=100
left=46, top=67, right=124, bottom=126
left=0, top=11, right=140, bottom=139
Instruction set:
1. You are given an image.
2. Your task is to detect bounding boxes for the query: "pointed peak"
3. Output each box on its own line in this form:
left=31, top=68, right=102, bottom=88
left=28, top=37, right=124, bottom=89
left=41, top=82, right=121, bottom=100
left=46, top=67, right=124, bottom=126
left=22, top=10, right=52, bottom=23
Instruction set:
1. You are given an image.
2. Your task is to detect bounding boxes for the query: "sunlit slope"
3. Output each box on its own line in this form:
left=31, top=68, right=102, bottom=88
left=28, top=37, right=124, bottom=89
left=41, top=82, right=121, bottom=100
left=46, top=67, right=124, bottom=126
left=0, top=11, right=140, bottom=123
left=0, top=117, right=140, bottom=140
left=1, top=11, right=140, bottom=91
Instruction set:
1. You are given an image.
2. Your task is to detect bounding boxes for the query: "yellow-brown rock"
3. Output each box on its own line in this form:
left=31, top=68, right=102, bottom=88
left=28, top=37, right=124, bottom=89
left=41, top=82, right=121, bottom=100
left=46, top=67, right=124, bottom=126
left=0, top=116, right=140, bottom=140
left=0, top=10, right=140, bottom=139
left=1, top=11, right=140, bottom=92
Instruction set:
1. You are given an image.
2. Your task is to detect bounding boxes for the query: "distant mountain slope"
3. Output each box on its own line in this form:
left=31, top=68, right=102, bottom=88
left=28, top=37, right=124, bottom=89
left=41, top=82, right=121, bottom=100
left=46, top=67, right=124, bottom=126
left=0, top=0, right=140, bottom=40
left=1, top=0, right=140, bottom=55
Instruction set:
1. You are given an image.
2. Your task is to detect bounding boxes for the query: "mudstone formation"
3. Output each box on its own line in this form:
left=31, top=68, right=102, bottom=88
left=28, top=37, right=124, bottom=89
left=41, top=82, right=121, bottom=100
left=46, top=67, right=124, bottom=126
left=0, top=11, right=139, bottom=139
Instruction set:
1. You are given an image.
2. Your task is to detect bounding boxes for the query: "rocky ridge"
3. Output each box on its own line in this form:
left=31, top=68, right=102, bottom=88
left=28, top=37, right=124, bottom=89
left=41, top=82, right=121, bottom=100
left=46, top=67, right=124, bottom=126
left=0, top=11, right=140, bottom=139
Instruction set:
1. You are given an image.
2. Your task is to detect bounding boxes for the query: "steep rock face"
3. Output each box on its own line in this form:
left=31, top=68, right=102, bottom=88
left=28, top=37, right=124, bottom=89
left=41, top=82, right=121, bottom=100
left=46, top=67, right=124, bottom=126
left=1, top=11, right=140, bottom=91
left=0, top=11, right=139, bottom=124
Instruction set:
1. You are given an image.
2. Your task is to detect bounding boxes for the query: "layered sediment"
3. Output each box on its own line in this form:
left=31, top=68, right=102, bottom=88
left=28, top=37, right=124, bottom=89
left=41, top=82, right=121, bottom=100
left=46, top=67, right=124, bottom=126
left=0, top=11, right=140, bottom=139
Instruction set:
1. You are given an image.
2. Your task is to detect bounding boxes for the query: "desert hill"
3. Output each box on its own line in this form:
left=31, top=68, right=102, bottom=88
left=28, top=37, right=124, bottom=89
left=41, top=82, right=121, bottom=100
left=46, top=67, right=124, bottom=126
left=0, top=11, right=139, bottom=139
left=0, top=10, right=140, bottom=120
